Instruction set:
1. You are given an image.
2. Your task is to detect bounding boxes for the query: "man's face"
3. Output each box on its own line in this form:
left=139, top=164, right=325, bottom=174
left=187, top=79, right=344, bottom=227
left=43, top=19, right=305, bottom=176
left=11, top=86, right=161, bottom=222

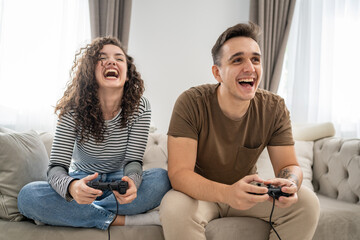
left=212, top=36, right=262, bottom=102
left=95, top=44, right=128, bottom=90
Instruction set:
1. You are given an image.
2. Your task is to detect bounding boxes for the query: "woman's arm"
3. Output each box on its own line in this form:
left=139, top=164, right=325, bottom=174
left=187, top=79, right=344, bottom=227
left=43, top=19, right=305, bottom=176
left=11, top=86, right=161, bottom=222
left=47, top=112, right=77, bottom=201
left=123, top=97, right=151, bottom=189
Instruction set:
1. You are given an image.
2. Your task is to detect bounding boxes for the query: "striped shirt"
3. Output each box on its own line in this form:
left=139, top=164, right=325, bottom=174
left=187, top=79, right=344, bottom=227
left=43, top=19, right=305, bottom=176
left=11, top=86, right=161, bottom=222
left=47, top=96, right=151, bottom=200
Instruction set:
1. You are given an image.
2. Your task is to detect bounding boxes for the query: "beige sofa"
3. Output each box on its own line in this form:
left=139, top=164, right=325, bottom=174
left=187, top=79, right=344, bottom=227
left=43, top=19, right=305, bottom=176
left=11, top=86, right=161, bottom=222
left=1, top=123, right=359, bottom=240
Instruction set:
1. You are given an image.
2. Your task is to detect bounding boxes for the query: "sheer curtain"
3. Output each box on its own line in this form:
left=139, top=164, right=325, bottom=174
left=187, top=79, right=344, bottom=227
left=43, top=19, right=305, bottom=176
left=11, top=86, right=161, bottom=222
left=0, top=0, right=91, bottom=132
left=278, top=0, right=360, bottom=138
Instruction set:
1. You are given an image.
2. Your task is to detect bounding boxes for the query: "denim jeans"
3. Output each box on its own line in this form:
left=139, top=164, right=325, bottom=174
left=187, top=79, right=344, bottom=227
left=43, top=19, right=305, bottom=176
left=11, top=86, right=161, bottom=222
left=17, top=168, right=171, bottom=230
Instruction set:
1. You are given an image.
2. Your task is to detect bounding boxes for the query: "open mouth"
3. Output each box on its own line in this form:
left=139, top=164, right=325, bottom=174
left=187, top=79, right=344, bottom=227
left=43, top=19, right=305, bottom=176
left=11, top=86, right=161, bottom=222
left=238, top=78, right=255, bottom=87
left=104, top=69, right=119, bottom=78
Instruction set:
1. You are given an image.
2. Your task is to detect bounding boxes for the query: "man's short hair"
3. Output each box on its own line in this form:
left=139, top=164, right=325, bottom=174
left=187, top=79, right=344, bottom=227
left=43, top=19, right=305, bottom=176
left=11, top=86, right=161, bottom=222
left=211, top=22, right=261, bottom=66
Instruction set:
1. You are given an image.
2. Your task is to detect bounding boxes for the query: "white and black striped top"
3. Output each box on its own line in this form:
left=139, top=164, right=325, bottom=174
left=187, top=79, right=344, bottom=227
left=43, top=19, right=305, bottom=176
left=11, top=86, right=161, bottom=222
left=47, top=96, right=151, bottom=200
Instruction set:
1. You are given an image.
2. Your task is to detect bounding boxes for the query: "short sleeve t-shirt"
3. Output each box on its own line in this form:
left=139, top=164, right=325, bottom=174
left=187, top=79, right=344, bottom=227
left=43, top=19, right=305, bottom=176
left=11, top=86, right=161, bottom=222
left=168, top=83, right=294, bottom=185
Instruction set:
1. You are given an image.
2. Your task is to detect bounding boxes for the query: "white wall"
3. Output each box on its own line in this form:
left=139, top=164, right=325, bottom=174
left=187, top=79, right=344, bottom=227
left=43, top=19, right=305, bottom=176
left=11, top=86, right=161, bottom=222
left=128, top=0, right=250, bottom=133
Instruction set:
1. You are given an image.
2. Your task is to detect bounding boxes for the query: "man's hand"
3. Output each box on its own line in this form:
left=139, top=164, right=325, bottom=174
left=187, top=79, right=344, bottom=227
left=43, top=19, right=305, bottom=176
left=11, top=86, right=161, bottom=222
left=68, top=172, right=103, bottom=204
left=264, top=178, right=298, bottom=208
left=224, top=174, right=269, bottom=210
left=112, top=176, right=137, bottom=204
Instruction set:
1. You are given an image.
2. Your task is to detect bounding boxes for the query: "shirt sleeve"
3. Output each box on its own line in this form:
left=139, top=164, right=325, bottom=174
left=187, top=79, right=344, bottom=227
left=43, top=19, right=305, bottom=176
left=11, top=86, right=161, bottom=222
left=47, top=112, right=77, bottom=201
left=124, top=161, right=142, bottom=189
left=167, top=90, right=200, bottom=140
left=123, top=96, right=151, bottom=189
left=268, top=98, right=294, bottom=146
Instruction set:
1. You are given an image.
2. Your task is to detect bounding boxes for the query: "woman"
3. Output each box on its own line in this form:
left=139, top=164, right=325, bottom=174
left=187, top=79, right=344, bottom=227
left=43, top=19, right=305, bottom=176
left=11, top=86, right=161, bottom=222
left=17, top=37, right=171, bottom=230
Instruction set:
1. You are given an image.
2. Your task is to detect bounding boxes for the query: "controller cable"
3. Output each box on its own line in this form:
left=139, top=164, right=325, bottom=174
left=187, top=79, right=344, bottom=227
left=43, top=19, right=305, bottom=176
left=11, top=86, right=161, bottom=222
left=107, top=184, right=119, bottom=240
left=268, top=192, right=282, bottom=240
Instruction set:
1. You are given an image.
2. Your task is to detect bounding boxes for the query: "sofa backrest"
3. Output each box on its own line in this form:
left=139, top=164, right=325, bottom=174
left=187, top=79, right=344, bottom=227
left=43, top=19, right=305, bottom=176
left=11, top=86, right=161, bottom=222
left=143, top=133, right=168, bottom=170
left=313, top=137, right=360, bottom=204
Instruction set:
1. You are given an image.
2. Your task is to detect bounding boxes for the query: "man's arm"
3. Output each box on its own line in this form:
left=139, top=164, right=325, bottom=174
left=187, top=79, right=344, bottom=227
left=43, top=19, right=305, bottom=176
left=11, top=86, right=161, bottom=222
left=263, top=145, right=303, bottom=207
left=168, top=136, right=269, bottom=209
left=167, top=136, right=227, bottom=202
left=267, top=145, right=303, bottom=189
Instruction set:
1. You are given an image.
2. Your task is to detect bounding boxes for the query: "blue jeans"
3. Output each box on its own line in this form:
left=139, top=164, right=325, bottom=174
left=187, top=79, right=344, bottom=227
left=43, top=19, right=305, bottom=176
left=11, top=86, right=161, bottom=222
left=17, top=168, right=171, bottom=230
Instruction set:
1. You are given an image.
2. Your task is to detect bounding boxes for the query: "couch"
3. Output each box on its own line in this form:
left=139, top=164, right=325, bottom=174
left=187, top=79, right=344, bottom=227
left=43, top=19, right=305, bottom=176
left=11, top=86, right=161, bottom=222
left=0, top=123, right=359, bottom=240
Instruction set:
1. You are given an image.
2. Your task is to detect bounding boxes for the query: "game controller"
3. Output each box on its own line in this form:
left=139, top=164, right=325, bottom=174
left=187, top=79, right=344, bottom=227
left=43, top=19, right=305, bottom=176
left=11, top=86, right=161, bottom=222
left=249, top=182, right=291, bottom=200
left=87, top=181, right=128, bottom=195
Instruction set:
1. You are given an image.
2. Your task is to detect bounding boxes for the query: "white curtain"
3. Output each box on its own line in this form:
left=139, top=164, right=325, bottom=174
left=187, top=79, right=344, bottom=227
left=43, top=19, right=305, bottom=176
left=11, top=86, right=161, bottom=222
left=279, top=0, right=360, bottom=138
left=0, top=0, right=91, bottom=132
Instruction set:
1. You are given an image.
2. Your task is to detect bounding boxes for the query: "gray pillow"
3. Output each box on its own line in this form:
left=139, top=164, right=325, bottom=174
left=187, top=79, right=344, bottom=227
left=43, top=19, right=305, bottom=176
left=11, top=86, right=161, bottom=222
left=0, top=128, right=49, bottom=221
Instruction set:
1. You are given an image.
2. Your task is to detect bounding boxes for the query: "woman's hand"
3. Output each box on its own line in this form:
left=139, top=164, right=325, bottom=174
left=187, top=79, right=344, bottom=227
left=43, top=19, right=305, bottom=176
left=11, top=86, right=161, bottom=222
left=112, top=176, right=137, bottom=204
left=68, top=172, right=103, bottom=204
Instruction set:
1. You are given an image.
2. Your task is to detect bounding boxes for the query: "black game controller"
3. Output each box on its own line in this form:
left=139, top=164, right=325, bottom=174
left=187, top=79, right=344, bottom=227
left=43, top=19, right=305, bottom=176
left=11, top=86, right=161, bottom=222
left=87, top=181, right=128, bottom=195
left=249, top=182, right=291, bottom=200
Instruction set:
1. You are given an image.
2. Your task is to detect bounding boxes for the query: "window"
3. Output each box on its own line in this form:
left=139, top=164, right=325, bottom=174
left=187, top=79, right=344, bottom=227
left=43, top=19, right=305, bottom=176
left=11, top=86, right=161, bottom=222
left=279, top=0, right=360, bottom=138
left=0, top=0, right=90, bottom=132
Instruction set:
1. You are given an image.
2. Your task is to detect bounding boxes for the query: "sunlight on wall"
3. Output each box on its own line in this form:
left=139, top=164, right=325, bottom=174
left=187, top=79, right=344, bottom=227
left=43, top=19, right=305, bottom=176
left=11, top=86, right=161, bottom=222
left=128, top=0, right=250, bottom=133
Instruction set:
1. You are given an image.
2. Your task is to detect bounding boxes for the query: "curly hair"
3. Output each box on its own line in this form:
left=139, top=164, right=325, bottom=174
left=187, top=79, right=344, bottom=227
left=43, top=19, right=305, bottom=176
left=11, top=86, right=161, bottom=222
left=55, top=37, right=145, bottom=143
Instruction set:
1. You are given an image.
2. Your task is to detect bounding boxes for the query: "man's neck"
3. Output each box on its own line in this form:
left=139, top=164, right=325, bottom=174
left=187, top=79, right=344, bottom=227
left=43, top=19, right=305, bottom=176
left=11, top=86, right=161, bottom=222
left=216, top=87, right=250, bottom=121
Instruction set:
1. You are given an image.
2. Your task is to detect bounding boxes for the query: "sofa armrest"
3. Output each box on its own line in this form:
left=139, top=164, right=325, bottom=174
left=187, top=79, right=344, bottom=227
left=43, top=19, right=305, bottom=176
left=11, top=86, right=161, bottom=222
left=292, top=122, right=335, bottom=141
left=313, top=137, right=360, bottom=204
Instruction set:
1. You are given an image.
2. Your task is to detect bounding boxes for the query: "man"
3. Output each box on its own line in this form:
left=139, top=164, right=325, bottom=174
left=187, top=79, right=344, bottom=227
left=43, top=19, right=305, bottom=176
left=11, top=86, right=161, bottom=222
left=160, top=22, right=320, bottom=240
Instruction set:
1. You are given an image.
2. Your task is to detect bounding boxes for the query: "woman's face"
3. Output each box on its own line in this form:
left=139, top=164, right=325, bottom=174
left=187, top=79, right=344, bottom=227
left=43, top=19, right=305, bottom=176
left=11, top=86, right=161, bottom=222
left=95, top=44, right=128, bottom=91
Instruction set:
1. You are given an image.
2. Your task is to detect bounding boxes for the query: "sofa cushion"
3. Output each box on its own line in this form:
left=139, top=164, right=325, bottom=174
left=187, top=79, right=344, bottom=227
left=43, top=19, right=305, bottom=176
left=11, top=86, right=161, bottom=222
left=314, top=194, right=360, bottom=240
left=256, top=141, right=314, bottom=191
left=0, top=128, right=49, bottom=221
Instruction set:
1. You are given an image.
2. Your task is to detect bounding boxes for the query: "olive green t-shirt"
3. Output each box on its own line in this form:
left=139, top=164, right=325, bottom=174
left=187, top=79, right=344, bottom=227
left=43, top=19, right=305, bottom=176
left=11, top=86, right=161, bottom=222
left=168, top=83, right=294, bottom=185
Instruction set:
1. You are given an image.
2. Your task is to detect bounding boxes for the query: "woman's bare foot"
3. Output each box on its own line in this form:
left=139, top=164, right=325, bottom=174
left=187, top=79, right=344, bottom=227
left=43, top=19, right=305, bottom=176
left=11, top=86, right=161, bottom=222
left=110, top=215, right=125, bottom=226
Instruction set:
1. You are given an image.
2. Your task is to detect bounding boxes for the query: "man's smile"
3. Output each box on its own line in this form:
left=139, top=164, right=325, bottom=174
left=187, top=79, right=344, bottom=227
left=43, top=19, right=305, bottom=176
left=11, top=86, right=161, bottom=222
left=238, top=78, right=255, bottom=87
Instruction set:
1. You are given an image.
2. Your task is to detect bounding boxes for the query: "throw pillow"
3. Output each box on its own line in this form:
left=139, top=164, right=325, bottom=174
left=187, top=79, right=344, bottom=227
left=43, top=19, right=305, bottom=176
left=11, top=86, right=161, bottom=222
left=0, top=129, right=49, bottom=221
left=256, top=141, right=314, bottom=191
left=0, top=126, right=15, bottom=134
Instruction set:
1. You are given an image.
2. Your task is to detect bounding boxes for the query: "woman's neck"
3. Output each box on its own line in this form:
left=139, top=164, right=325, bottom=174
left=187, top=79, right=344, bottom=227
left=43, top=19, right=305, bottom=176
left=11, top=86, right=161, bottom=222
left=98, top=88, right=123, bottom=120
